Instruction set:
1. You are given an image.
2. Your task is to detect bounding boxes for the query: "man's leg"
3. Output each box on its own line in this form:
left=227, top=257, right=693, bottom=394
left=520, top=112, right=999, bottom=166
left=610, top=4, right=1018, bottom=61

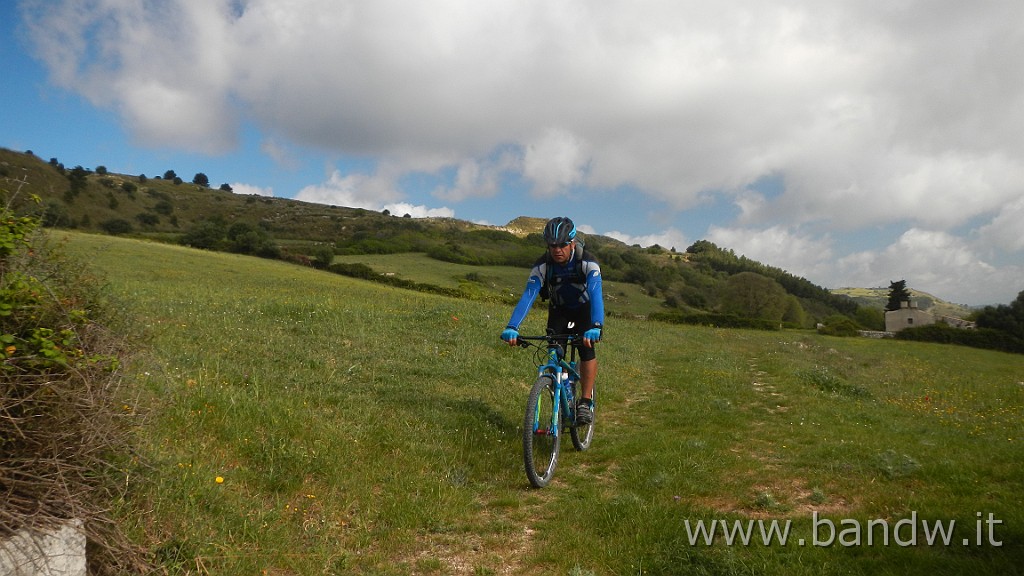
left=579, top=357, right=596, bottom=402
left=575, top=356, right=596, bottom=425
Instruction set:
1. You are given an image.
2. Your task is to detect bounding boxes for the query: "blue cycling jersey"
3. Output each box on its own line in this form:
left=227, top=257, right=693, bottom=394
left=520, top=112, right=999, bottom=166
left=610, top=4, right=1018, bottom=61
left=506, top=246, right=604, bottom=331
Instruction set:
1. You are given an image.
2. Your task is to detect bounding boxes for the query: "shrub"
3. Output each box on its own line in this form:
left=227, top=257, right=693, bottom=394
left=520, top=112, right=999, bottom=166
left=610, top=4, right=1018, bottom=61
left=818, top=314, right=861, bottom=337
left=897, top=323, right=1024, bottom=354
left=100, top=218, right=133, bottom=235
left=135, top=212, right=159, bottom=226
left=327, top=261, right=376, bottom=280
left=1, top=189, right=147, bottom=573
left=311, top=245, right=336, bottom=269
left=181, top=220, right=226, bottom=250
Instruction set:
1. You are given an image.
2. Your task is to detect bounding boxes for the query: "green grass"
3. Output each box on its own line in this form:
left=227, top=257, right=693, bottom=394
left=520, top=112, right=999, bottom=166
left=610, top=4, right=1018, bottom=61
left=56, top=231, right=1024, bottom=575
left=331, top=252, right=667, bottom=319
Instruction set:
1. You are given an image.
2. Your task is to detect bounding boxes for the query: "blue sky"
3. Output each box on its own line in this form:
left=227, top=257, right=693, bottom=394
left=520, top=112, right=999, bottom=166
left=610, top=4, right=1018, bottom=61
left=3, top=0, right=1023, bottom=306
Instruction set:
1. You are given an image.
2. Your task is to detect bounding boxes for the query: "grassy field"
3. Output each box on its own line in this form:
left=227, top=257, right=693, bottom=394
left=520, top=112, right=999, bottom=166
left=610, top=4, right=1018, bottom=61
left=56, top=231, right=1024, bottom=575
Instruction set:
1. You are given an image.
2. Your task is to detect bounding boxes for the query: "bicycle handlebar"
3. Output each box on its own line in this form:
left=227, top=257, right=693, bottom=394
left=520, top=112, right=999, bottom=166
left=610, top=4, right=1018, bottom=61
left=513, top=335, right=585, bottom=363
left=515, top=334, right=579, bottom=347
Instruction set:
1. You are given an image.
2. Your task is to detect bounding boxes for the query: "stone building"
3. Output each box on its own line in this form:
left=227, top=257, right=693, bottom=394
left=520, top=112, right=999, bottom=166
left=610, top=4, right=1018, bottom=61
left=884, top=300, right=936, bottom=332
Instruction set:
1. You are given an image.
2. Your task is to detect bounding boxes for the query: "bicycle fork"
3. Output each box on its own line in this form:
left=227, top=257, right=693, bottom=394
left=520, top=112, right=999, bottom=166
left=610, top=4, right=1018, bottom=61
left=533, top=370, right=577, bottom=436
left=533, top=373, right=565, bottom=437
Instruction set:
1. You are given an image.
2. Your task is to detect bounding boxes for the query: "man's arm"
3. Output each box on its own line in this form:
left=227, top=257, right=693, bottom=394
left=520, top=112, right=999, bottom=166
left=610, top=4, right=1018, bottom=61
left=586, top=267, right=604, bottom=328
left=507, top=272, right=543, bottom=330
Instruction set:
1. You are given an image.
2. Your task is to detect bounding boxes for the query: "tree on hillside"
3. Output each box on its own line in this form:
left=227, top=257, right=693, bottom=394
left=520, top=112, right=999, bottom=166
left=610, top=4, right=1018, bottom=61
left=163, top=169, right=177, bottom=180
left=855, top=306, right=885, bottom=331
left=226, top=222, right=276, bottom=256
left=66, top=165, right=90, bottom=198
left=782, top=294, right=808, bottom=327
left=885, top=280, right=911, bottom=311
left=686, top=239, right=859, bottom=317
left=192, top=172, right=210, bottom=187
left=720, top=271, right=789, bottom=321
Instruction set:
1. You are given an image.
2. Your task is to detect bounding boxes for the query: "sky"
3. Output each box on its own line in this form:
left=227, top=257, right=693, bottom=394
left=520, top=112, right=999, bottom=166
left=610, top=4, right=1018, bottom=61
left=2, top=0, right=1023, bottom=306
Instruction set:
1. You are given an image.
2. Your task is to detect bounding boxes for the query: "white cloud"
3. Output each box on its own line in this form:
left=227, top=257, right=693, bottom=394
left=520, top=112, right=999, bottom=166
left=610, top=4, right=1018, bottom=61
left=978, top=196, right=1024, bottom=253
left=230, top=182, right=273, bottom=197
left=522, top=128, right=589, bottom=197
left=23, top=0, right=239, bottom=152
left=260, top=138, right=300, bottom=170
left=606, top=228, right=689, bottom=252
left=294, top=168, right=454, bottom=219
left=706, top=225, right=834, bottom=281
left=383, top=203, right=455, bottom=219
left=295, top=170, right=396, bottom=210
left=433, top=150, right=520, bottom=202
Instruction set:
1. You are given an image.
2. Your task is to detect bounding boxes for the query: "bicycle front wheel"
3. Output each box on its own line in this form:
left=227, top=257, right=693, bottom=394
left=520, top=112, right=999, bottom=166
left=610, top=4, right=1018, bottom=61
left=523, top=375, right=560, bottom=488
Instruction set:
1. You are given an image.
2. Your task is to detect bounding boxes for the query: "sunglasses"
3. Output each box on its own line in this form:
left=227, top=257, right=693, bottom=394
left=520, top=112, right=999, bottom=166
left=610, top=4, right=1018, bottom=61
left=547, top=242, right=572, bottom=249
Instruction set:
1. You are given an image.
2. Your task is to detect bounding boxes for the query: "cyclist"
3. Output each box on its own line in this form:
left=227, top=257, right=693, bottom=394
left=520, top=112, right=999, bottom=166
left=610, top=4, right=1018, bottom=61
left=501, top=216, right=604, bottom=424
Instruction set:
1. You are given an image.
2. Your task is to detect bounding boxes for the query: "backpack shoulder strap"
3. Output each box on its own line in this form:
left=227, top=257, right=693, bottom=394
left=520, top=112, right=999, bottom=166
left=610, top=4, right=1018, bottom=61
left=573, top=244, right=588, bottom=282
left=539, top=252, right=553, bottom=300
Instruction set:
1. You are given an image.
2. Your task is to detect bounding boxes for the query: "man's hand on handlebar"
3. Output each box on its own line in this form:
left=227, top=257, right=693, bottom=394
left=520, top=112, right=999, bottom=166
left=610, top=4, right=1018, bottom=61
left=500, top=327, right=519, bottom=346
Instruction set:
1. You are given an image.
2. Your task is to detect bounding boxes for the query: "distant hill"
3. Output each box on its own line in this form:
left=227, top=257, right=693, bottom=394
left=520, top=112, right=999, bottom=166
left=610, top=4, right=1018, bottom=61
left=500, top=216, right=548, bottom=236
left=830, top=287, right=975, bottom=318
left=4, top=145, right=964, bottom=324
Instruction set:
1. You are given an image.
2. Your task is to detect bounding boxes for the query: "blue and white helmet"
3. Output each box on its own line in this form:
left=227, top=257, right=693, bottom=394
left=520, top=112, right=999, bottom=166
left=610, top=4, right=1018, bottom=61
left=543, top=217, right=577, bottom=245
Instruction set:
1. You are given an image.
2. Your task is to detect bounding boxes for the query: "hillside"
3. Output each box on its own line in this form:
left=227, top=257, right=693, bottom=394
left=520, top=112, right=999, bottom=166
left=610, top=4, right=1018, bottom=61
left=0, top=147, right=487, bottom=246
left=0, top=146, right=969, bottom=323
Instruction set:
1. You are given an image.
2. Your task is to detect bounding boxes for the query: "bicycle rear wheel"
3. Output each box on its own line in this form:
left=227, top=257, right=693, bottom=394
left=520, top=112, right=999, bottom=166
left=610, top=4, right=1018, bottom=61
left=523, top=375, right=560, bottom=488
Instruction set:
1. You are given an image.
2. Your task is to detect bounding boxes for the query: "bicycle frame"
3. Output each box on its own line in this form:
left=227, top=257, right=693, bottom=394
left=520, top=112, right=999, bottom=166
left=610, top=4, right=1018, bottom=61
left=520, top=335, right=581, bottom=438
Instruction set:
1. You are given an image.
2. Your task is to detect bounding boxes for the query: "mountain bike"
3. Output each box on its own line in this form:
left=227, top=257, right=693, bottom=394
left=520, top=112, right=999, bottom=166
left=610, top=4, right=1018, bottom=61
left=516, top=333, right=595, bottom=488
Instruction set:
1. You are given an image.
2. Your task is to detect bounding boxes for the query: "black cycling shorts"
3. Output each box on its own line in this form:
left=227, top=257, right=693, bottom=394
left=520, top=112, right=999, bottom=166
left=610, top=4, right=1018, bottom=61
left=547, top=304, right=596, bottom=362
